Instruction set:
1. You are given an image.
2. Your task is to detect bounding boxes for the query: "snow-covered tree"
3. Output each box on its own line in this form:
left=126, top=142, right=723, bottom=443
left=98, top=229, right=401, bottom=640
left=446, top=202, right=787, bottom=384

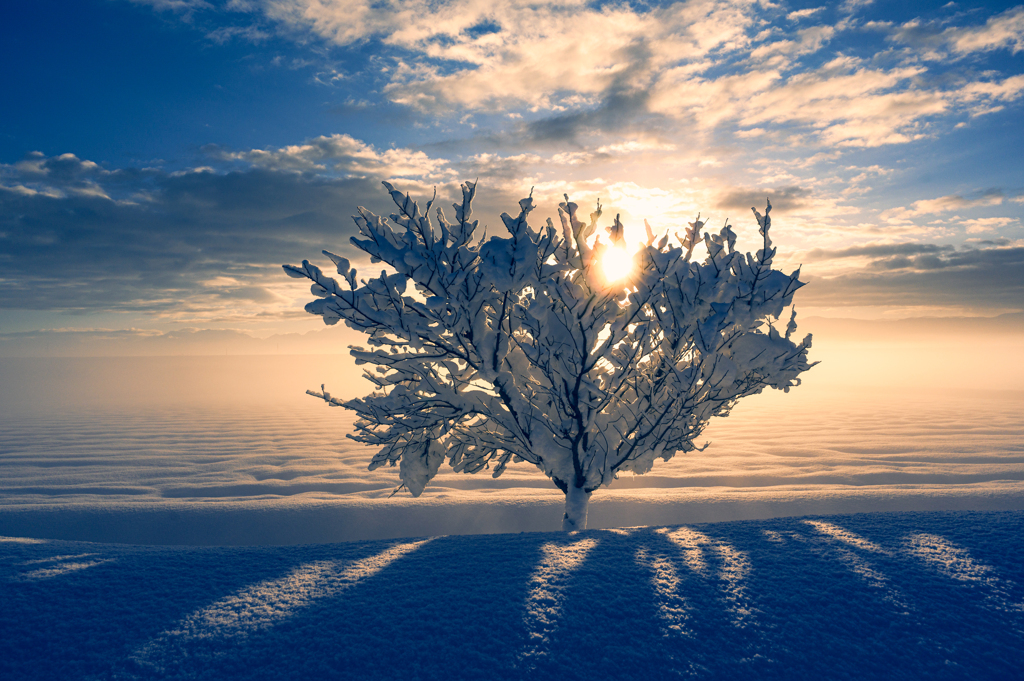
left=284, top=181, right=814, bottom=530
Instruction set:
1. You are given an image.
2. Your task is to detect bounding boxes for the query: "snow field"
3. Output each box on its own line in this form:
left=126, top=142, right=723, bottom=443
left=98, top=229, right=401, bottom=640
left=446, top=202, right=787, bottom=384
left=2, top=387, right=1023, bottom=542
left=5, top=389, right=1021, bottom=503
left=3, top=511, right=1023, bottom=680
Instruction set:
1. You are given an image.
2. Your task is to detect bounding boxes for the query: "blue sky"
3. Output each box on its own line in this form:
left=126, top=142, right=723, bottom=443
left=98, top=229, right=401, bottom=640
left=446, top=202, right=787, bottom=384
left=2, top=0, right=1023, bottom=347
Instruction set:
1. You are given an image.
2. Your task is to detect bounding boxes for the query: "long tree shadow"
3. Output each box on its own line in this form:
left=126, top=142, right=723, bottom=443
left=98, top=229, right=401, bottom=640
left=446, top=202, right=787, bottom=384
left=0, top=536, right=408, bottom=681
left=111, top=532, right=556, bottom=681
left=4, top=511, right=1023, bottom=681
left=744, top=513, right=1024, bottom=680
left=519, top=527, right=721, bottom=681
left=636, top=525, right=765, bottom=679
left=121, top=538, right=435, bottom=678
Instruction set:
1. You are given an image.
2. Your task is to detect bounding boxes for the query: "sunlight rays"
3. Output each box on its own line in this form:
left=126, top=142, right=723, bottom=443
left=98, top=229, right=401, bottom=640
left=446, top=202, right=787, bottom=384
left=800, top=521, right=908, bottom=610
left=634, top=545, right=691, bottom=637
left=130, top=538, right=432, bottom=671
left=15, top=555, right=114, bottom=582
left=518, top=537, right=598, bottom=667
left=905, top=533, right=1023, bottom=613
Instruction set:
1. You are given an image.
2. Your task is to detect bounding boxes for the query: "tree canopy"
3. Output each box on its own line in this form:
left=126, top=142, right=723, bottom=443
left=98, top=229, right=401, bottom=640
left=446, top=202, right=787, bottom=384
left=284, top=181, right=814, bottom=529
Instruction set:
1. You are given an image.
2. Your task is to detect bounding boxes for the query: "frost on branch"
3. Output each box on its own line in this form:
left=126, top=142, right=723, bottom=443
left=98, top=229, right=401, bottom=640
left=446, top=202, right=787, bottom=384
left=284, top=182, right=815, bottom=529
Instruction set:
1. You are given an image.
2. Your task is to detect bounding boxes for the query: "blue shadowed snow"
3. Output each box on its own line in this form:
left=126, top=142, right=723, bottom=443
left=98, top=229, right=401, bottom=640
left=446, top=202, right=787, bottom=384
left=2, top=511, right=1023, bottom=680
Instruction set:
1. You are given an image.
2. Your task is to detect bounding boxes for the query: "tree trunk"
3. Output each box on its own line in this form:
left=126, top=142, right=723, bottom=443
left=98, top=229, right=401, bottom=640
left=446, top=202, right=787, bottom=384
left=561, top=483, right=591, bottom=531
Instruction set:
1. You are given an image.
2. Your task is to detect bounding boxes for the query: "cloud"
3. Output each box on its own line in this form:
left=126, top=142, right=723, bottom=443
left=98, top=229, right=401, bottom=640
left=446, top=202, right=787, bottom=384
left=204, top=134, right=453, bottom=180
left=0, top=326, right=361, bottom=357
left=946, top=6, right=1024, bottom=56
left=4, top=144, right=1022, bottom=327
left=522, top=90, right=661, bottom=146
left=880, top=190, right=1005, bottom=221
left=798, top=242, right=1024, bottom=311
left=805, top=242, right=955, bottom=261
left=128, top=0, right=211, bottom=11
left=715, top=185, right=813, bottom=213
left=961, top=217, right=1021, bottom=234
left=839, top=0, right=874, bottom=14
left=0, top=148, right=438, bottom=323
left=648, top=51, right=984, bottom=148
left=956, top=74, right=1024, bottom=109
left=129, top=1, right=1024, bottom=155
left=882, top=7, right=1024, bottom=60
left=749, top=25, right=836, bottom=65
left=787, top=7, right=826, bottom=22
left=206, top=24, right=272, bottom=43
left=379, top=0, right=760, bottom=114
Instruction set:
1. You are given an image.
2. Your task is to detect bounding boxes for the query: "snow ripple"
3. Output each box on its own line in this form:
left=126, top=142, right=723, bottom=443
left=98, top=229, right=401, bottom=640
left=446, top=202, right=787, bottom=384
left=3, top=390, right=1023, bottom=510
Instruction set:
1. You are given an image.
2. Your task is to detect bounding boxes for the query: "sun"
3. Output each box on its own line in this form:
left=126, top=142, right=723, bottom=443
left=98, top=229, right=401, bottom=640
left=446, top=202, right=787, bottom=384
left=602, top=245, right=634, bottom=283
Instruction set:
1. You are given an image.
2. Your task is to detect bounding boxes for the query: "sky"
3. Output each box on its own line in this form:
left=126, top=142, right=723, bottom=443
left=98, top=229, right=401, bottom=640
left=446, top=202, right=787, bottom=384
left=2, top=0, right=1024, bottom=352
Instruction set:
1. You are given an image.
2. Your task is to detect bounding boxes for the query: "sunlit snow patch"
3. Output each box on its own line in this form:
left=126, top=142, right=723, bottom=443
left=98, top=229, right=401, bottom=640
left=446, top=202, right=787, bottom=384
left=905, top=533, right=1023, bottom=612
left=15, top=553, right=114, bottom=582
left=518, top=537, right=598, bottom=667
left=802, top=521, right=907, bottom=610
left=635, top=545, right=691, bottom=637
left=0, top=536, right=48, bottom=544
left=131, top=538, right=431, bottom=671
left=658, top=527, right=754, bottom=627
left=803, top=520, right=889, bottom=554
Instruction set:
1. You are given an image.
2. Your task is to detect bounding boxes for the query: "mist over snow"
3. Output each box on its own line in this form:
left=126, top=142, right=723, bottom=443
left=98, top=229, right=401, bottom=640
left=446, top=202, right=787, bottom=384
left=2, top=342, right=1023, bottom=544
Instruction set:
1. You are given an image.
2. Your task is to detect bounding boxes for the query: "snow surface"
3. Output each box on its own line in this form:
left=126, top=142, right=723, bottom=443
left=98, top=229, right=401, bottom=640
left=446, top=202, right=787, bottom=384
left=2, top=352, right=1023, bottom=677
left=3, top=511, right=1023, bottom=680
left=2, top=381, right=1022, bottom=544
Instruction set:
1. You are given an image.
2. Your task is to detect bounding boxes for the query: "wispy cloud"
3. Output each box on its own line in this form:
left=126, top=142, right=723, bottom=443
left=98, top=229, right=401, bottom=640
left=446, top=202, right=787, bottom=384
left=182, top=0, right=1024, bottom=155
left=128, top=0, right=211, bottom=11
left=787, top=7, right=826, bottom=22
left=4, top=1, right=1023, bottom=330
left=798, top=241, right=1024, bottom=310
left=888, top=6, right=1024, bottom=58
left=204, top=133, right=453, bottom=179
left=881, top=190, right=1005, bottom=222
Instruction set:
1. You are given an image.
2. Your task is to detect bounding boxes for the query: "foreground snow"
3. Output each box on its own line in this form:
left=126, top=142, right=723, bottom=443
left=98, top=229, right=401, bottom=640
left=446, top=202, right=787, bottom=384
left=3, top=510, right=1023, bottom=680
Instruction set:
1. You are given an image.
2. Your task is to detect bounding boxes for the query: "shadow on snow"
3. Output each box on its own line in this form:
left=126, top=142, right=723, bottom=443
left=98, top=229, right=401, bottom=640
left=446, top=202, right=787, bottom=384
left=1, top=511, right=1023, bottom=680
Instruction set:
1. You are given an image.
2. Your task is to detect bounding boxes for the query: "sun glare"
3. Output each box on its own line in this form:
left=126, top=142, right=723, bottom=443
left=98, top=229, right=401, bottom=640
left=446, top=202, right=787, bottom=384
left=602, top=245, right=634, bottom=283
